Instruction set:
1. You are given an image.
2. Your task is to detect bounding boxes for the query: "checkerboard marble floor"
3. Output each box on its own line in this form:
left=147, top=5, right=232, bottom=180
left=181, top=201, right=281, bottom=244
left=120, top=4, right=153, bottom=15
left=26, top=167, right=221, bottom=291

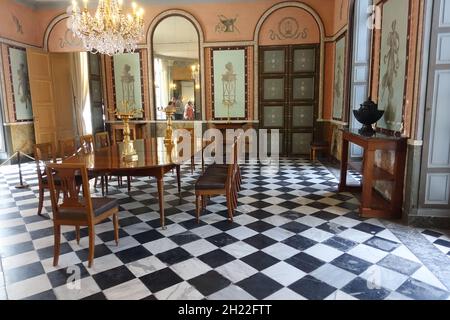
left=0, top=159, right=449, bottom=300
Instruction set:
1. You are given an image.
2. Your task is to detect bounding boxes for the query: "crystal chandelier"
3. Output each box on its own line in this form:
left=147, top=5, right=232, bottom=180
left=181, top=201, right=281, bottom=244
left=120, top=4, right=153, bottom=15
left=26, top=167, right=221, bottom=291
left=69, top=0, right=144, bottom=56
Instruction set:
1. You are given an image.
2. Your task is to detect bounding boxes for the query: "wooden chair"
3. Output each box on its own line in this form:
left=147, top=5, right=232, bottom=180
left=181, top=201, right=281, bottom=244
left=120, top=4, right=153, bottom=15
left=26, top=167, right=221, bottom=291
left=80, top=134, right=94, bottom=153
left=46, top=163, right=120, bottom=268
left=310, top=141, right=330, bottom=161
left=195, top=140, right=239, bottom=222
left=95, top=131, right=110, bottom=149
left=94, top=131, right=131, bottom=194
left=59, top=138, right=77, bottom=159
left=34, top=143, right=59, bottom=216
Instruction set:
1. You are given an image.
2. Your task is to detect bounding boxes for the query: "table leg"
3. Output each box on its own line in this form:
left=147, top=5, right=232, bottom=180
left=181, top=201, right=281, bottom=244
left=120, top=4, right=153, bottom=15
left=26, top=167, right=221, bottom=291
left=176, top=165, right=181, bottom=195
left=339, top=138, right=349, bottom=192
left=361, top=149, right=375, bottom=215
left=156, top=177, right=166, bottom=230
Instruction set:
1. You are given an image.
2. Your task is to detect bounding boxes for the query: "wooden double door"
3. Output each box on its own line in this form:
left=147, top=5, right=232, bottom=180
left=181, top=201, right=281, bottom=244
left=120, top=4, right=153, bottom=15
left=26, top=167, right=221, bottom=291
left=259, top=45, right=319, bottom=156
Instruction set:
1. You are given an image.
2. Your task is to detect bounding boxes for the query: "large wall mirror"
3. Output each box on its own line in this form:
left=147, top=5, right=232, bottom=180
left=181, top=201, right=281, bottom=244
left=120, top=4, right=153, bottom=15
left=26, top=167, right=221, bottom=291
left=153, top=16, right=201, bottom=120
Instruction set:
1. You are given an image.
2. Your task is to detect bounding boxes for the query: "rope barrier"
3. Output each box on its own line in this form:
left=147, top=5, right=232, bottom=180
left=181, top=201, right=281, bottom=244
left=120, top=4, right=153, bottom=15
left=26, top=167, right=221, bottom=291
left=0, top=150, right=34, bottom=189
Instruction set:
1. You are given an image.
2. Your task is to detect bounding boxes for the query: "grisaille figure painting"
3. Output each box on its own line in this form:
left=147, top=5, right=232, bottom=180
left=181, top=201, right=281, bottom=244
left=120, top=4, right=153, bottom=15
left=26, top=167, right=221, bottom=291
left=212, top=49, right=246, bottom=119
left=113, top=52, right=143, bottom=117
left=332, top=35, right=346, bottom=120
left=9, top=47, right=33, bottom=120
left=377, top=0, right=409, bottom=132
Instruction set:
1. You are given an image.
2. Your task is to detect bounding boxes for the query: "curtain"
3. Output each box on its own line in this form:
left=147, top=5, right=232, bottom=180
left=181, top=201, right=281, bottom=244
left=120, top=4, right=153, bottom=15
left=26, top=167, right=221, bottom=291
left=70, top=52, right=92, bottom=136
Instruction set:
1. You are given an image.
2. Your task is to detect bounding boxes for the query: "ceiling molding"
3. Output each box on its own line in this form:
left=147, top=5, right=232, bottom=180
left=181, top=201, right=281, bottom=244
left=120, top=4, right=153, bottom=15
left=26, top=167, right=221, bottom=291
left=14, top=0, right=256, bottom=10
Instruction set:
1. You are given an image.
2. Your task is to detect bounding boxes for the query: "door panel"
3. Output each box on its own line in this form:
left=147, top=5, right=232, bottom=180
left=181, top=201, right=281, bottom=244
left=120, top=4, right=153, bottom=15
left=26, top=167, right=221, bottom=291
left=419, top=0, right=450, bottom=210
left=50, top=53, right=76, bottom=141
left=263, top=78, right=285, bottom=100
left=88, top=53, right=105, bottom=135
left=263, top=106, right=284, bottom=127
left=292, top=105, right=314, bottom=128
left=27, top=48, right=57, bottom=146
left=263, top=50, right=286, bottom=73
left=293, top=48, right=316, bottom=72
left=292, top=77, right=315, bottom=100
left=260, top=45, right=318, bottom=156
left=292, top=133, right=313, bottom=154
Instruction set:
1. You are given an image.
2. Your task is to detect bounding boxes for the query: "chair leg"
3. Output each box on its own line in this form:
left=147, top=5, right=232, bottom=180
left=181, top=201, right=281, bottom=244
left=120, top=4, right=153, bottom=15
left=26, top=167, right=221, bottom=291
left=202, top=195, right=207, bottom=210
left=101, top=176, right=105, bottom=196
left=226, top=194, right=234, bottom=222
left=94, top=176, right=98, bottom=188
left=53, top=224, right=61, bottom=266
left=75, top=226, right=80, bottom=244
left=56, top=188, right=61, bottom=204
left=105, top=175, right=109, bottom=195
left=113, top=213, right=119, bottom=246
left=37, top=188, right=44, bottom=216
left=195, top=195, right=201, bottom=223
left=88, top=225, right=95, bottom=268
left=127, top=176, right=131, bottom=193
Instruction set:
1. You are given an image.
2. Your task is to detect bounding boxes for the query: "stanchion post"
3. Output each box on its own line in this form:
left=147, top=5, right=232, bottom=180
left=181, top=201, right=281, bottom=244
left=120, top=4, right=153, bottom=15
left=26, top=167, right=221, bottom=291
left=15, top=150, right=29, bottom=189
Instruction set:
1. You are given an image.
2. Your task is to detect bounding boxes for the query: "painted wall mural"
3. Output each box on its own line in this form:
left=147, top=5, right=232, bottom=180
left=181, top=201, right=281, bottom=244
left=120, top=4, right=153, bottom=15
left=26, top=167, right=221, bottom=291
left=113, top=52, right=143, bottom=117
left=377, top=0, right=409, bottom=133
left=215, top=15, right=240, bottom=33
left=212, top=48, right=247, bottom=120
left=9, top=47, right=33, bottom=121
left=332, top=35, right=346, bottom=120
left=269, top=17, right=308, bottom=41
left=12, top=15, right=23, bottom=34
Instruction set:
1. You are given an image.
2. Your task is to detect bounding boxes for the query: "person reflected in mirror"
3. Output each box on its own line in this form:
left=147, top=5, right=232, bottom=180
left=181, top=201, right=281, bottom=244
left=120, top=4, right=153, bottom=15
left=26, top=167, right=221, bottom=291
left=174, top=95, right=184, bottom=120
left=184, top=101, right=195, bottom=120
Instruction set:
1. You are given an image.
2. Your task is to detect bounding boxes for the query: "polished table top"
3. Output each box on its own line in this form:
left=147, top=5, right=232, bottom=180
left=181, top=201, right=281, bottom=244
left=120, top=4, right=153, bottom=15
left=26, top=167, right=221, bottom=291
left=64, top=137, right=205, bottom=172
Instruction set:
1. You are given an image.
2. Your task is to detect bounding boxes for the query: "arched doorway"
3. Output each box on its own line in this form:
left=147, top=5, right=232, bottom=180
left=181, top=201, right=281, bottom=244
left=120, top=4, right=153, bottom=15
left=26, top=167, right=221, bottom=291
left=254, top=3, right=324, bottom=156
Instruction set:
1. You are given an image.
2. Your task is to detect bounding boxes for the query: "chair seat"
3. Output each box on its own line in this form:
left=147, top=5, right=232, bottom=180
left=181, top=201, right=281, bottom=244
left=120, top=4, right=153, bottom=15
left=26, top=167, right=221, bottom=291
left=195, top=174, right=226, bottom=190
left=205, top=164, right=228, bottom=175
left=58, top=197, right=118, bottom=221
left=311, top=141, right=329, bottom=148
left=43, top=172, right=94, bottom=186
left=42, top=174, right=62, bottom=185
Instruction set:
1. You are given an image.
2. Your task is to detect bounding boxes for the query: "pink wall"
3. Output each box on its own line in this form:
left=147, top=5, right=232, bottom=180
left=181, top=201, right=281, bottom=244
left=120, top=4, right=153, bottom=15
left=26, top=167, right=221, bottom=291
left=0, top=0, right=42, bottom=46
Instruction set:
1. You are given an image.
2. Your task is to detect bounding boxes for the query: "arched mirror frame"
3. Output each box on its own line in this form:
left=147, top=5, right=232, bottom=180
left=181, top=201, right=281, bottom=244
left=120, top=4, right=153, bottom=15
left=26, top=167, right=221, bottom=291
left=147, top=10, right=205, bottom=121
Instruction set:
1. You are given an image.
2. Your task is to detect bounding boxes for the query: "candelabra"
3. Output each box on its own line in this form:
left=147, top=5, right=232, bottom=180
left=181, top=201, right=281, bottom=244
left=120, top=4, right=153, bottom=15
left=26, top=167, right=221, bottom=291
left=163, top=103, right=176, bottom=146
left=108, top=101, right=142, bottom=162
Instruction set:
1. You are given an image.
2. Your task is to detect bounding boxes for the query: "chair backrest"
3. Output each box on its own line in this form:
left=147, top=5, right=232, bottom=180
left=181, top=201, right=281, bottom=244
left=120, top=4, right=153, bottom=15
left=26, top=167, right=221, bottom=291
left=34, top=143, right=55, bottom=183
left=59, top=138, right=77, bottom=159
left=46, top=163, right=94, bottom=222
left=80, top=134, right=94, bottom=153
left=95, top=131, right=110, bottom=149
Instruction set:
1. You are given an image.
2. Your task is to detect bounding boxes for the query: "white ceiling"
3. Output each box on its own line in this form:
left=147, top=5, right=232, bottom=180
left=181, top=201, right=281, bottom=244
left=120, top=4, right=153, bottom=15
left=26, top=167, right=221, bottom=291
left=153, top=16, right=199, bottom=60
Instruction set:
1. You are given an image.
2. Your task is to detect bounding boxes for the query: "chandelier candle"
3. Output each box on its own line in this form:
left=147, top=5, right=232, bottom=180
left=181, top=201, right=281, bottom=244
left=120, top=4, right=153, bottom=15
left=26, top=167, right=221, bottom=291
left=70, top=0, right=144, bottom=55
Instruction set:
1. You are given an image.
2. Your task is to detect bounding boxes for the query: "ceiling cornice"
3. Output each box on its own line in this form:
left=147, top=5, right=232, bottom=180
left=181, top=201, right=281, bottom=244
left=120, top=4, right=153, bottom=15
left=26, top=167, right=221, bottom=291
left=14, top=0, right=256, bottom=10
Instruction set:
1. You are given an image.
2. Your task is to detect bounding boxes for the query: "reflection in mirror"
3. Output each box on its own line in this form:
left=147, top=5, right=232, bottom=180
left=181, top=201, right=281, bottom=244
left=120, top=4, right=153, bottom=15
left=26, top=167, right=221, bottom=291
left=153, top=16, right=201, bottom=120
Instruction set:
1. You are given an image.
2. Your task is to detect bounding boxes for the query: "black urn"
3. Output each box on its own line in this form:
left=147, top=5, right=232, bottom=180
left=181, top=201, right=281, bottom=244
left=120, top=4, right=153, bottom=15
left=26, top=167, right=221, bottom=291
left=353, top=98, right=384, bottom=136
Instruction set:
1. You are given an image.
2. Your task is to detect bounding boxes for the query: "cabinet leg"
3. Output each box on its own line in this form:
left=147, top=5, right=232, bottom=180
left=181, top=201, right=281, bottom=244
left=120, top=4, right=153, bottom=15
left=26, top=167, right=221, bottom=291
left=361, top=149, right=375, bottom=214
left=339, top=139, right=349, bottom=191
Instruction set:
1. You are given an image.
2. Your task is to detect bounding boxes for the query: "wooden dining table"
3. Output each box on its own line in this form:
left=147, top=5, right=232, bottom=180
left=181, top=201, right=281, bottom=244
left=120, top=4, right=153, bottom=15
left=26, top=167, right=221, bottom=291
left=63, top=137, right=205, bottom=229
